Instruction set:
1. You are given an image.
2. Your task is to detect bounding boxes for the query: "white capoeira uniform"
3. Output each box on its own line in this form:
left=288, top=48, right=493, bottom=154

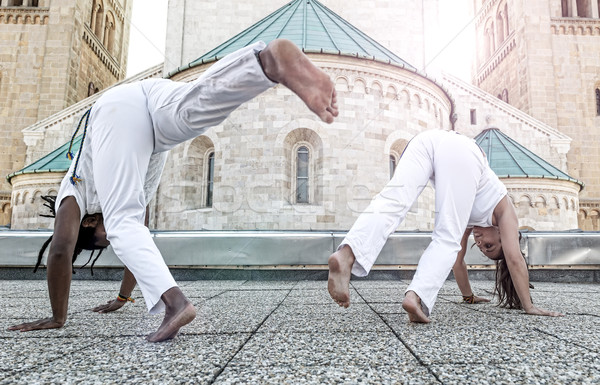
left=56, top=42, right=276, bottom=314
left=340, top=129, right=507, bottom=316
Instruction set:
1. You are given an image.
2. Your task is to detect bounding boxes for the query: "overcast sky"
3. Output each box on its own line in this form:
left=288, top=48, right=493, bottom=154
left=126, top=0, right=475, bottom=81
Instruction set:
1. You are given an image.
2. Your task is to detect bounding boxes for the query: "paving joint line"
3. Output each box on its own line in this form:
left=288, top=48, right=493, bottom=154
left=533, top=327, right=600, bottom=353
left=208, top=286, right=296, bottom=384
left=351, top=283, right=443, bottom=384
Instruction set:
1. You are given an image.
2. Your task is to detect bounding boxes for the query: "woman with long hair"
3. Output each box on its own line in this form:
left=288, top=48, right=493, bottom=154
left=328, top=129, right=562, bottom=322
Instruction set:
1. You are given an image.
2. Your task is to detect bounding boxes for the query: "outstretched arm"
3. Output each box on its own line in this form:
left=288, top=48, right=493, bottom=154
left=495, top=197, right=563, bottom=317
left=9, top=196, right=80, bottom=331
left=452, top=228, right=489, bottom=303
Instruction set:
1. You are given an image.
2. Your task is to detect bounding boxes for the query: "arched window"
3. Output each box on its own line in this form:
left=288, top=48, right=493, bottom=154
left=504, top=3, right=509, bottom=34
left=595, top=87, right=600, bottom=116
left=206, top=152, right=214, bottom=207
left=389, top=155, right=397, bottom=179
left=502, top=88, right=509, bottom=103
left=104, top=12, right=116, bottom=54
left=94, top=1, right=104, bottom=39
left=296, top=146, right=309, bottom=203
left=496, top=12, right=505, bottom=45
left=88, top=82, right=96, bottom=97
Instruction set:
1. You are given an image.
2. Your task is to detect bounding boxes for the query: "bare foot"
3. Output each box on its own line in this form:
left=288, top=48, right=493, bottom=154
left=327, top=245, right=355, bottom=308
left=402, top=291, right=430, bottom=323
left=259, top=39, right=339, bottom=123
left=146, top=287, right=196, bottom=342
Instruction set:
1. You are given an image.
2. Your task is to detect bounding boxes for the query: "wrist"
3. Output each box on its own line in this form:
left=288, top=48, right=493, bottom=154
left=116, top=293, right=135, bottom=303
left=462, top=293, right=475, bottom=304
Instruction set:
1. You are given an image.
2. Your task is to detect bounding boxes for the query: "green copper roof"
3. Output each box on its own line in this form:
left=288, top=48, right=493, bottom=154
left=474, top=128, right=584, bottom=190
left=173, top=0, right=414, bottom=76
left=6, top=136, right=81, bottom=183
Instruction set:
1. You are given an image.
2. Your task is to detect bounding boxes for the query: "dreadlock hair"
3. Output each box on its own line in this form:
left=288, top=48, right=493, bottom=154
left=34, top=195, right=106, bottom=276
left=492, top=232, right=534, bottom=309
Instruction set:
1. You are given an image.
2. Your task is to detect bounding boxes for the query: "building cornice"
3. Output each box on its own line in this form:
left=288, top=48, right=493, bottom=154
left=0, top=6, right=48, bottom=24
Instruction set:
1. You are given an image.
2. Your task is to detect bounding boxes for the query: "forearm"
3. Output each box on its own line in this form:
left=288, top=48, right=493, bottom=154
left=46, top=252, right=73, bottom=324
left=119, top=267, right=137, bottom=297
left=505, top=256, right=534, bottom=310
left=452, top=261, right=474, bottom=296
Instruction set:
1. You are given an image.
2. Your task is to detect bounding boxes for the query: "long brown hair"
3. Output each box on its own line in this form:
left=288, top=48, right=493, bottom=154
left=493, top=244, right=533, bottom=309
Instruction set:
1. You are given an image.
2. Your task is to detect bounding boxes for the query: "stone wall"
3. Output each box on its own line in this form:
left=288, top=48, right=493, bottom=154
left=0, top=0, right=131, bottom=225
left=9, top=172, right=63, bottom=230
left=504, top=178, right=582, bottom=231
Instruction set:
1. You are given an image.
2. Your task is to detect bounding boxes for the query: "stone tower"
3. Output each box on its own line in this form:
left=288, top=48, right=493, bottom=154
left=0, top=0, right=132, bottom=225
left=472, top=0, right=600, bottom=229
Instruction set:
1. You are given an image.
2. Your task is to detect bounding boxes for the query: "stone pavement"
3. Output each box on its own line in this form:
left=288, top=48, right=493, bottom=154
left=1, top=278, right=599, bottom=384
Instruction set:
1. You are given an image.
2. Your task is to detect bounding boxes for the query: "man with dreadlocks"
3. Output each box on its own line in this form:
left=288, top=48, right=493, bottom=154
left=9, top=39, right=338, bottom=342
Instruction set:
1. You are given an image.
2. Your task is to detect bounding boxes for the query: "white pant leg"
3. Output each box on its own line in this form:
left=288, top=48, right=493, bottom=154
left=90, top=83, right=177, bottom=314
left=149, top=41, right=278, bottom=152
left=341, top=135, right=434, bottom=276
left=406, top=135, right=485, bottom=316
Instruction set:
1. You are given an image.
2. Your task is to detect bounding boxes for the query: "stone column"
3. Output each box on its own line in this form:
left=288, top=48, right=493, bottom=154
left=592, top=0, right=599, bottom=18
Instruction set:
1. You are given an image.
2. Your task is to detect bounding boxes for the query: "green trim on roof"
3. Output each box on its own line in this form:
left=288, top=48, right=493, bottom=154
left=474, top=128, right=584, bottom=191
left=169, top=0, right=415, bottom=77
left=6, top=136, right=80, bottom=184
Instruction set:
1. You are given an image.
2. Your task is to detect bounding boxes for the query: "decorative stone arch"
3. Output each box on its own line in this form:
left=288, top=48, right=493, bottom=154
left=386, top=85, right=398, bottom=99
left=370, top=80, right=383, bottom=97
left=282, top=127, right=324, bottom=205
left=31, top=190, right=42, bottom=204
left=534, top=194, right=547, bottom=208
left=335, top=76, right=350, bottom=93
left=92, top=0, right=104, bottom=40
left=22, top=191, right=29, bottom=205
left=548, top=195, right=560, bottom=210
left=411, top=93, right=422, bottom=109
left=571, top=198, right=577, bottom=210
left=484, top=17, right=495, bottom=58
left=562, top=197, right=570, bottom=210
left=423, top=98, right=430, bottom=112
left=103, top=11, right=116, bottom=55
left=399, top=89, right=410, bottom=107
left=518, top=194, right=532, bottom=208
left=353, top=78, right=367, bottom=94
left=495, top=1, right=507, bottom=45
left=589, top=209, right=600, bottom=230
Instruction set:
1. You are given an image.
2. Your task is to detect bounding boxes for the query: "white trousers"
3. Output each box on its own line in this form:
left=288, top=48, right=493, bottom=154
left=341, top=130, right=487, bottom=315
left=88, top=42, right=275, bottom=313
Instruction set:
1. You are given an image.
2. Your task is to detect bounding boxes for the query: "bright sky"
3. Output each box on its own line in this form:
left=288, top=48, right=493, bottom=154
left=126, top=0, right=168, bottom=77
left=126, top=0, right=475, bottom=81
